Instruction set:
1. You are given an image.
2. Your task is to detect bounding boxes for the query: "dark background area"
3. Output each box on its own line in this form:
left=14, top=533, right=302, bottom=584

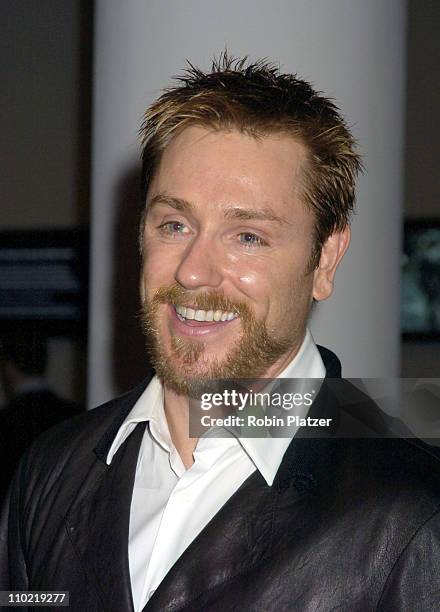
left=1, top=0, right=93, bottom=405
left=401, top=0, right=440, bottom=375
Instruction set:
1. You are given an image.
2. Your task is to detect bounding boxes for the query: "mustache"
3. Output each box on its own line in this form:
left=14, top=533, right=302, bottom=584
left=149, top=282, right=254, bottom=319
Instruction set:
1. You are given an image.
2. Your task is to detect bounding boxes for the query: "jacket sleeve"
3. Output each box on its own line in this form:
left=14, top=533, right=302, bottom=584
left=377, top=509, right=440, bottom=612
left=0, top=456, right=29, bottom=590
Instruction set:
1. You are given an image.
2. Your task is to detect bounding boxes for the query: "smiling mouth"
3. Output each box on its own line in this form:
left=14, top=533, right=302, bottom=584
left=174, top=304, right=238, bottom=323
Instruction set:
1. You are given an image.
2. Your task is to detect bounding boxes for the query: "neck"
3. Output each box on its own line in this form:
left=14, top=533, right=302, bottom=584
left=258, top=330, right=306, bottom=380
left=162, top=330, right=307, bottom=468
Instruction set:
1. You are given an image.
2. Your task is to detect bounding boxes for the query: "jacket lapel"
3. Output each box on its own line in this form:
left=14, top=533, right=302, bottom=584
left=143, top=468, right=277, bottom=612
left=143, top=437, right=330, bottom=612
left=65, top=421, right=147, bottom=612
left=143, top=360, right=341, bottom=612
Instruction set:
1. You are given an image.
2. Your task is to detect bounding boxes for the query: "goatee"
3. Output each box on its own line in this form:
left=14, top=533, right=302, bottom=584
left=140, top=282, right=294, bottom=397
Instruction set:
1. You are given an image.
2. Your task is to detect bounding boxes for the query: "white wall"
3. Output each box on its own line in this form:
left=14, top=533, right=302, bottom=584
left=88, top=0, right=406, bottom=407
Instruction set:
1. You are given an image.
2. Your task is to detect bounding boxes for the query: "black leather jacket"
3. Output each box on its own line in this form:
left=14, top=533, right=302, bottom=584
left=1, top=357, right=440, bottom=611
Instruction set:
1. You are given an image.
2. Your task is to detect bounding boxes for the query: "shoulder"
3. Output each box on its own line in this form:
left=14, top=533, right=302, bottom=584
left=15, top=380, right=149, bottom=497
left=325, top=437, right=440, bottom=537
left=336, top=436, right=440, bottom=493
left=32, top=379, right=149, bottom=453
left=365, top=439, right=440, bottom=608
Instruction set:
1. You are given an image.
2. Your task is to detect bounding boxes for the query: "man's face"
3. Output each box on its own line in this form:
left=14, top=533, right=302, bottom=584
left=140, top=126, right=322, bottom=395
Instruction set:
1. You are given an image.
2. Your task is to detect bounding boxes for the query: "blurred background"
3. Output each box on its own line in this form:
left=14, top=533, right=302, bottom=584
left=0, top=0, right=439, bottom=412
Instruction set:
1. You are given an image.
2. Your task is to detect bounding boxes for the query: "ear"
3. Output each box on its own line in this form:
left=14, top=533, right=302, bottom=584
left=312, top=226, right=351, bottom=301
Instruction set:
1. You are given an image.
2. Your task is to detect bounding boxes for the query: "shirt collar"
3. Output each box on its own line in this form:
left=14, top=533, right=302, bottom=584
left=106, top=376, right=164, bottom=465
left=106, top=328, right=325, bottom=485
left=237, top=328, right=325, bottom=485
left=278, top=328, right=326, bottom=379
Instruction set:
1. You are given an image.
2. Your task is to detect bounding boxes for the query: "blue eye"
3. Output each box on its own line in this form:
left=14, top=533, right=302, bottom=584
left=158, top=221, right=189, bottom=235
left=238, top=233, right=266, bottom=247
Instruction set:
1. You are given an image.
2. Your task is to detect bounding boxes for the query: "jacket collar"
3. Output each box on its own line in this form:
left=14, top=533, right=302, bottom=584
left=94, top=378, right=152, bottom=463
left=317, top=344, right=342, bottom=377
left=66, top=420, right=147, bottom=612
left=143, top=415, right=338, bottom=612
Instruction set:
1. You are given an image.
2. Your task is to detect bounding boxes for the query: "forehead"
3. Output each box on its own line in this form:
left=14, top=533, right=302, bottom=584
left=148, top=126, right=308, bottom=219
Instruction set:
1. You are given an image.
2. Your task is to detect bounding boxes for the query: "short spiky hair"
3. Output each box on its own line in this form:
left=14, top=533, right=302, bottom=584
left=139, top=54, right=362, bottom=266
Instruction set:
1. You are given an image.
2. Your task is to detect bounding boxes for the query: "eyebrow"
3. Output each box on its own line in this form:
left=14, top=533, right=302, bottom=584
left=223, top=207, right=289, bottom=225
left=147, top=193, right=290, bottom=226
left=148, top=194, right=193, bottom=212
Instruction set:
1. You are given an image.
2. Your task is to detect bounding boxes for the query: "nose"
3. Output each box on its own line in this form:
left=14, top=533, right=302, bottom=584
left=175, top=234, right=224, bottom=290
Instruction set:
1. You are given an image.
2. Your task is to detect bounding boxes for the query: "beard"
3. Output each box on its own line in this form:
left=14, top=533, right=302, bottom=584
left=140, top=282, right=297, bottom=397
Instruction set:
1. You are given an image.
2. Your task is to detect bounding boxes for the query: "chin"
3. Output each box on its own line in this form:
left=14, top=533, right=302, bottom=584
left=141, top=291, right=297, bottom=393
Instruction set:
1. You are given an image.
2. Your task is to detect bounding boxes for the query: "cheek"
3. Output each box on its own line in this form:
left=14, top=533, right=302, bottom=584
left=269, top=267, right=314, bottom=319
left=235, top=261, right=284, bottom=317
left=238, top=270, right=259, bottom=287
left=235, top=260, right=270, bottom=305
left=142, top=241, right=178, bottom=282
left=140, top=251, right=163, bottom=302
left=233, top=252, right=307, bottom=301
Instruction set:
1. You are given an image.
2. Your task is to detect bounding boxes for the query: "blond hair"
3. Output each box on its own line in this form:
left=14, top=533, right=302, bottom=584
left=140, top=54, right=362, bottom=266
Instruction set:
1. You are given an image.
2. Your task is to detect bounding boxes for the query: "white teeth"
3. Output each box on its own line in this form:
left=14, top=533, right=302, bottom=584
left=174, top=305, right=237, bottom=323
left=175, top=306, right=186, bottom=317
left=185, top=308, right=195, bottom=320
left=194, top=309, right=205, bottom=321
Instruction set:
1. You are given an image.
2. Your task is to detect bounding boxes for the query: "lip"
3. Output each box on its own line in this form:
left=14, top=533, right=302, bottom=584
left=167, top=304, right=239, bottom=337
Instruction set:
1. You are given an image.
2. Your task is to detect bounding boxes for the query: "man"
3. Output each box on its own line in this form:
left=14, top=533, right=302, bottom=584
left=0, top=331, right=81, bottom=503
left=1, top=55, right=440, bottom=611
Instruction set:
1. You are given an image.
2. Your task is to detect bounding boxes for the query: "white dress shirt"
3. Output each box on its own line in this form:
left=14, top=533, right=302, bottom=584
left=106, top=328, right=325, bottom=611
